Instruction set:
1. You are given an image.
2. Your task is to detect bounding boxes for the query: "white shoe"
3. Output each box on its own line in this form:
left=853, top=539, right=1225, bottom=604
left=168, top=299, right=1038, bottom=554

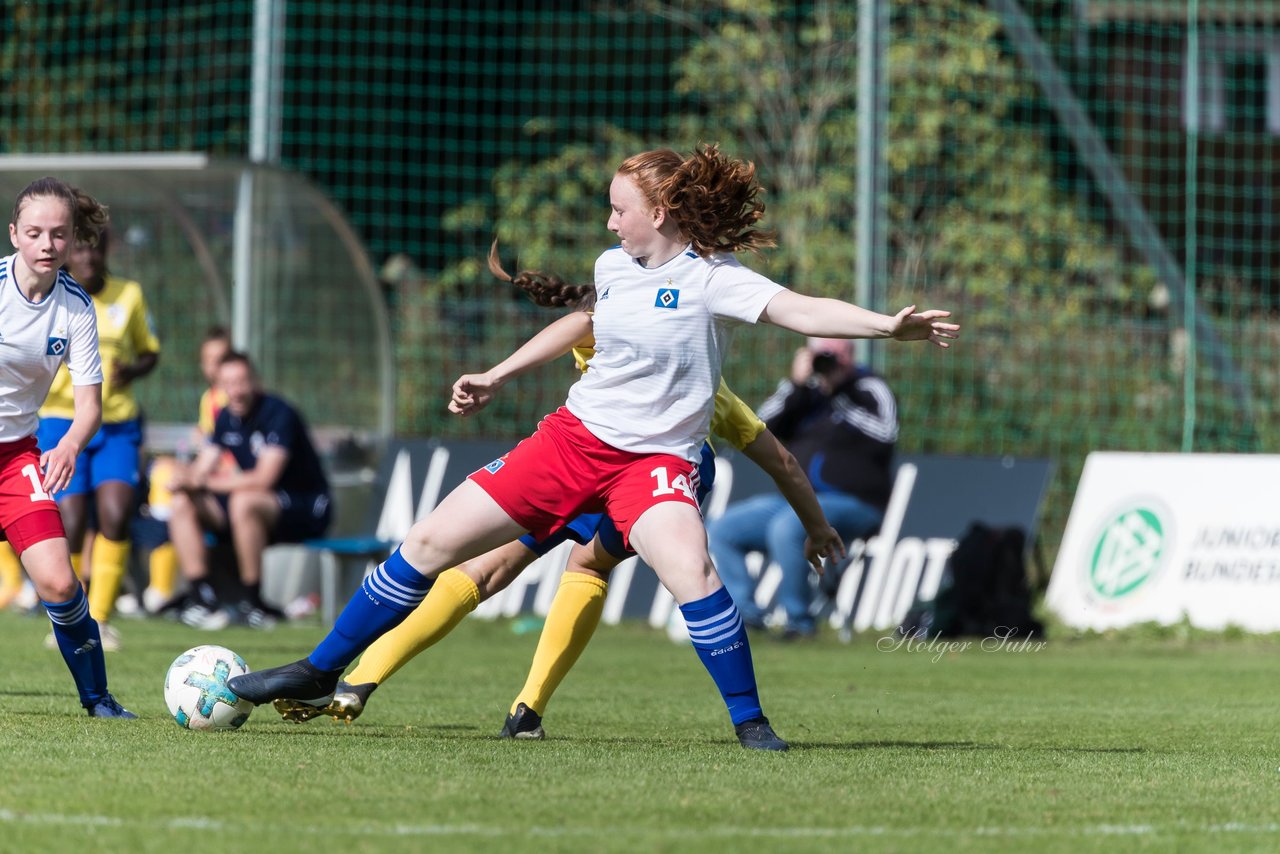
left=98, top=622, right=122, bottom=652
left=115, top=594, right=142, bottom=618
left=43, top=630, right=57, bottom=650
left=15, top=581, right=38, bottom=613
left=142, top=587, right=170, bottom=614
left=180, top=603, right=230, bottom=630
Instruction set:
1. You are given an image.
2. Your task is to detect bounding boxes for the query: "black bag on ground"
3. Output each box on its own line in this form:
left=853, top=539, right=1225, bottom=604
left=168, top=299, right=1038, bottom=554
left=899, top=522, right=1044, bottom=638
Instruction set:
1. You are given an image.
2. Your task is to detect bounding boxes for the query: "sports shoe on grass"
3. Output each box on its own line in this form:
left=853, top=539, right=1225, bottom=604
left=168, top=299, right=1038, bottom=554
left=237, top=601, right=281, bottom=630
left=142, top=586, right=170, bottom=615
left=274, top=680, right=376, bottom=724
left=98, top=622, right=122, bottom=652
left=179, top=602, right=231, bottom=631
left=734, top=716, right=789, bottom=751
left=228, top=658, right=342, bottom=706
left=86, top=693, right=137, bottom=719
left=499, top=702, right=545, bottom=740
left=13, top=580, right=38, bottom=614
left=114, top=593, right=142, bottom=618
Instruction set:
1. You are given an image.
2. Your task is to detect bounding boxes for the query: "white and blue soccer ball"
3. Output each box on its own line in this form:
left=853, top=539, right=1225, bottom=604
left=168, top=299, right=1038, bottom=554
left=164, top=645, right=253, bottom=731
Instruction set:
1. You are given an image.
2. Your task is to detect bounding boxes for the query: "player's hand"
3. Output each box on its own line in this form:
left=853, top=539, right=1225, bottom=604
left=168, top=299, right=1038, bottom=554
left=790, top=347, right=814, bottom=384
left=110, top=363, right=132, bottom=388
left=449, top=371, right=504, bottom=416
left=40, top=441, right=78, bottom=495
left=803, top=524, right=846, bottom=575
left=888, top=305, right=960, bottom=348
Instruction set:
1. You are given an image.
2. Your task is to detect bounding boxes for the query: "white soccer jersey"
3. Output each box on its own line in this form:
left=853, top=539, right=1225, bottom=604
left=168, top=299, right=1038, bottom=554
left=565, top=246, right=784, bottom=462
left=0, top=255, right=103, bottom=442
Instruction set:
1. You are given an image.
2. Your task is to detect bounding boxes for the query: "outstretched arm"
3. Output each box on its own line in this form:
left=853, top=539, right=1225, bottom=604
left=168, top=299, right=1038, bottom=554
left=738, top=429, right=846, bottom=573
left=450, top=310, right=594, bottom=416
left=759, top=290, right=959, bottom=348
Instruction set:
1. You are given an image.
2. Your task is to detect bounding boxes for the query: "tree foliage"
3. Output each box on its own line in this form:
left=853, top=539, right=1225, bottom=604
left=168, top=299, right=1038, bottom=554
left=1, top=2, right=250, bottom=154
left=405, top=0, right=1167, bottom=563
left=431, top=0, right=1147, bottom=319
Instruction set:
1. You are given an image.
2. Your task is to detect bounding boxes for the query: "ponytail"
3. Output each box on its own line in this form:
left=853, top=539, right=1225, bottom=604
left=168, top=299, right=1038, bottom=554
left=488, top=240, right=596, bottom=311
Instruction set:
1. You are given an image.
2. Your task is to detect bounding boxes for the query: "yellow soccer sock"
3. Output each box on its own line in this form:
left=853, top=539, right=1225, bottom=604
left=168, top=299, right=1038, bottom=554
left=149, top=543, right=178, bottom=598
left=512, top=572, right=608, bottom=716
left=69, top=551, right=84, bottom=582
left=0, top=543, right=22, bottom=610
left=346, top=568, right=480, bottom=686
left=87, top=534, right=130, bottom=623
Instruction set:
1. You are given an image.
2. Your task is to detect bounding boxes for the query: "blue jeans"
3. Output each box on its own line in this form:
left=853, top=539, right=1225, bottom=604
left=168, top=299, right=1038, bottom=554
left=707, top=492, right=884, bottom=633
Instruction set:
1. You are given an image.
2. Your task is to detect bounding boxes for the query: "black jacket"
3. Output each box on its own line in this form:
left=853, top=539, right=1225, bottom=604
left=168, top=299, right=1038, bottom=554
left=757, top=366, right=896, bottom=511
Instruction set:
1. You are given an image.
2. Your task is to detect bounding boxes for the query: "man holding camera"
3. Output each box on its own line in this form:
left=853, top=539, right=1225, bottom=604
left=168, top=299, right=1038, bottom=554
left=707, top=338, right=897, bottom=638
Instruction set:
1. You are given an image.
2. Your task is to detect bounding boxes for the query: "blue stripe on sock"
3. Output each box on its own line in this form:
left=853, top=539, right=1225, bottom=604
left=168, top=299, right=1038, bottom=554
left=680, top=586, right=764, bottom=725
left=364, top=563, right=424, bottom=608
left=685, top=603, right=745, bottom=646
left=43, top=587, right=108, bottom=706
left=45, top=587, right=90, bottom=625
left=309, top=546, right=435, bottom=672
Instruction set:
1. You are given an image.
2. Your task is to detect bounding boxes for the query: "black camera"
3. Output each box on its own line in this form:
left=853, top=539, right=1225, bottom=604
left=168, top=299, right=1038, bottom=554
left=811, top=351, right=841, bottom=376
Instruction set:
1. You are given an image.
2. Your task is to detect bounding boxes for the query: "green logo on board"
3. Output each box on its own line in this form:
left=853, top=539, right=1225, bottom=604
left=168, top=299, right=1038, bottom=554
left=1088, top=507, right=1166, bottom=600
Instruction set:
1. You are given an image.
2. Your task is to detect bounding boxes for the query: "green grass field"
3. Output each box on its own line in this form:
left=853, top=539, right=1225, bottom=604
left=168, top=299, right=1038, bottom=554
left=2, top=610, right=1279, bottom=853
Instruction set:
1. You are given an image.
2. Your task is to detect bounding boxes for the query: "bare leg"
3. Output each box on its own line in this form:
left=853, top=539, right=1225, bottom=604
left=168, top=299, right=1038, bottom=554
left=24, top=537, right=129, bottom=715
left=456, top=539, right=539, bottom=600
left=626, top=503, right=780, bottom=747
left=626, top=502, right=721, bottom=603
left=399, top=480, right=530, bottom=576
left=23, top=538, right=80, bottom=602
left=226, top=489, right=281, bottom=587
left=167, top=490, right=226, bottom=582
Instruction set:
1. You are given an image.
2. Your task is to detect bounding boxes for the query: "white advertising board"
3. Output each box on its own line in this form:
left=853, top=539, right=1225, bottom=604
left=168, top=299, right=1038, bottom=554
left=1047, top=452, right=1280, bottom=631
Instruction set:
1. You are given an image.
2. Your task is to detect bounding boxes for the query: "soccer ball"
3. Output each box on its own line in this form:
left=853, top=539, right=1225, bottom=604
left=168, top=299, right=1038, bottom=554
left=164, top=645, right=253, bottom=731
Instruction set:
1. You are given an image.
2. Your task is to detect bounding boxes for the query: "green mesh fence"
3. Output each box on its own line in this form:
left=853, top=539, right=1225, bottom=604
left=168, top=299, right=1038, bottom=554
left=4, top=1, right=1279, bottom=561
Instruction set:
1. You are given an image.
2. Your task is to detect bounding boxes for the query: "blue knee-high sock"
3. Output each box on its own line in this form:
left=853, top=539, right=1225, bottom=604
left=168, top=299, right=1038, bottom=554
left=44, top=586, right=108, bottom=707
left=680, top=586, right=763, bottom=725
left=309, top=547, right=435, bottom=672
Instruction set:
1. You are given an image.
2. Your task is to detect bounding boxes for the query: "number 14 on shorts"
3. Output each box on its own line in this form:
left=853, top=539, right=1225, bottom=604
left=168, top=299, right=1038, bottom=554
left=21, top=463, right=52, bottom=501
left=650, top=466, right=695, bottom=500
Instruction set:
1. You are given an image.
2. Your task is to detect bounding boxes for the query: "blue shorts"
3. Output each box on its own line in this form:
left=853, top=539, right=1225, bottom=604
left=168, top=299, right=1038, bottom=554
left=36, top=417, right=142, bottom=501
left=214, top=490, right=333, bottom=545
left=517, top=442, right=717, bottom=561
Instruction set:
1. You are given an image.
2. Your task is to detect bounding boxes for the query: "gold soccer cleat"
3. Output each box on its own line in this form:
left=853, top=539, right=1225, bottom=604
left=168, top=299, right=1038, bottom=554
left=272, top=697, right=331, bottom=723
left=272, top=681, right=373, bottom=724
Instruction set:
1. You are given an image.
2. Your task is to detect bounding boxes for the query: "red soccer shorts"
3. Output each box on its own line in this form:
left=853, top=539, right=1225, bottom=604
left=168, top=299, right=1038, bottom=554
left=0, top=436, right=66, bottom=554
left=469, top=407, right=701, bottom=550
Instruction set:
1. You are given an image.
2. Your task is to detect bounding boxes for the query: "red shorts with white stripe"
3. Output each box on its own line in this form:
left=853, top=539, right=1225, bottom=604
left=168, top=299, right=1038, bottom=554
left=0, top=436, right=66, bottom=554
left=468, top=407, right=701, bottom=550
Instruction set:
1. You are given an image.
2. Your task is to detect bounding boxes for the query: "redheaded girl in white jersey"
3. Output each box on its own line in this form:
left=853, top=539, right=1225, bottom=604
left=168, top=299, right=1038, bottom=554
left=4, top=177, right=134, bottom=718
left=231, top=145, right=956, bottom=750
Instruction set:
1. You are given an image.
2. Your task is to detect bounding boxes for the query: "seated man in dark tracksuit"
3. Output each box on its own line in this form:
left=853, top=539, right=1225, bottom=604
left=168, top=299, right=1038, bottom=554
left=707, top=338, right=896, bottom=637
left=168, top=351, right=331, bottom=629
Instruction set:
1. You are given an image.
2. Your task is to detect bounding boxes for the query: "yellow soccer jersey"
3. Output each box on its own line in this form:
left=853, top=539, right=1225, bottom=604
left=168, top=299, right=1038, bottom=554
left=709, top=379, right=766, bottom=452
left=40, top=275, right=161, bottom=424
left=198, top=386, right=229, bottom=438
left=572, top=346, right=763, bottom=452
